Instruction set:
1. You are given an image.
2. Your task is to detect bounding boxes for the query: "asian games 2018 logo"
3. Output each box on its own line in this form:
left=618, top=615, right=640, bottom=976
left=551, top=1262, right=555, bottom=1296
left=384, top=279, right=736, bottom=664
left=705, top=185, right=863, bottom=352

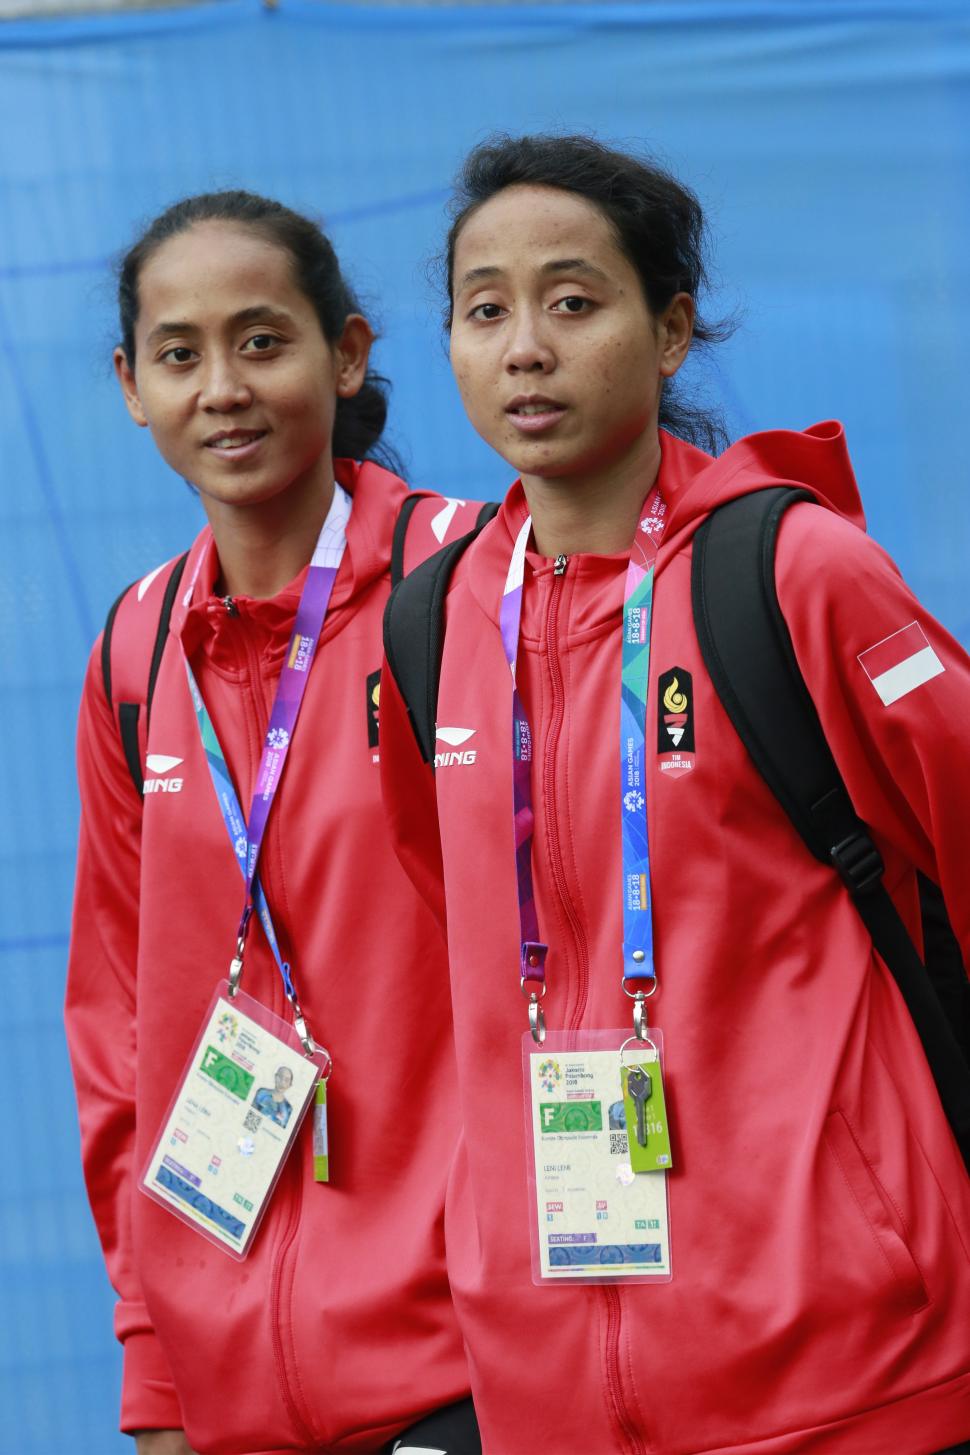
left=216, top=1010, right=239, bottom=1046
left=537, top=1059, right=562, bottom=1094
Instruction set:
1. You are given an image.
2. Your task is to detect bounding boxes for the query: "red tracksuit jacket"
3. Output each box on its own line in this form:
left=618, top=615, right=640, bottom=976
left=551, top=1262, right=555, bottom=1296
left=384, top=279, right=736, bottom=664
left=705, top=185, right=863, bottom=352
left=380, top=425, right=970, bottom=1455
left=65, top=462, right=482, bottom=1455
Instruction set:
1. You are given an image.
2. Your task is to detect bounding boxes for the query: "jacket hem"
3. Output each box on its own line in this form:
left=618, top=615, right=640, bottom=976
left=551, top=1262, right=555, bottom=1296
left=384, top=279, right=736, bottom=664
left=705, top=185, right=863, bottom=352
left=691, top=1367, right=970, bottom=1455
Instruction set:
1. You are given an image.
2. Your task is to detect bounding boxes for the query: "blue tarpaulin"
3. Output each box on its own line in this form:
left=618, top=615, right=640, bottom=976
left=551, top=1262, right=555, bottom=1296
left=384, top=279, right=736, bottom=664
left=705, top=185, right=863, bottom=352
left=1, top=2, right=968, bottom=1449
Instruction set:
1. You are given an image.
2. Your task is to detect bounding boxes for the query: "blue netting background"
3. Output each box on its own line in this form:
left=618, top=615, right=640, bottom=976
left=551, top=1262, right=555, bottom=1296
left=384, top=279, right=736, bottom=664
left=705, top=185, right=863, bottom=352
left=1, top=2, right=968, bottom=1449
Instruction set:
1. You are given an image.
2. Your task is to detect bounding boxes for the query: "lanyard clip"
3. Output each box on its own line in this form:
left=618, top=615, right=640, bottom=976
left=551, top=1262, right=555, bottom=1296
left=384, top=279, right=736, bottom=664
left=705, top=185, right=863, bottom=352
left=280, top=960, right=324, bottom=1065
left=525, top=985, right=546, bottom=1045
left=289, top=991, right=317, bottom=1059
left=622, top=971, right=658, bottom=1040
left=284, top=979, right=330, bottom=1071
left=521, top=941, right=548, bottom=1045
left=228, top=904, right=255, bottom=999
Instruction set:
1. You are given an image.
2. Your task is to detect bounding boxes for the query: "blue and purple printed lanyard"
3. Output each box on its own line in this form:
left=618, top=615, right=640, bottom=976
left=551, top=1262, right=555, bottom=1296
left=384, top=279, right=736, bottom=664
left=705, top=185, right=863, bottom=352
left=181, top=484, right=351, bottom=1060
left=499, top=486, right=667, bottom=1043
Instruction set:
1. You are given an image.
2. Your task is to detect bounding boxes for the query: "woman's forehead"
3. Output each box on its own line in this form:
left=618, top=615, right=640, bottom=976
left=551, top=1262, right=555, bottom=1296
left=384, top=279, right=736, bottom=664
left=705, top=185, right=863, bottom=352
left=453, top=184, right=622, bottom=282
left=136, top=221, right=300, bottom=319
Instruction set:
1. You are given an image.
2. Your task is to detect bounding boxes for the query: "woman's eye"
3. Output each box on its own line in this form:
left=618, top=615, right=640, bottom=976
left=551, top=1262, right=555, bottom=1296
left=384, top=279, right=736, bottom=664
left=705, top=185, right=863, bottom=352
left=469, top=302, right=506, bottom=322
left=551, top=296, right=591, bottom=314
left=242, top=333, right=280, bottom=353
left=161, top=346, right=196, bottom=365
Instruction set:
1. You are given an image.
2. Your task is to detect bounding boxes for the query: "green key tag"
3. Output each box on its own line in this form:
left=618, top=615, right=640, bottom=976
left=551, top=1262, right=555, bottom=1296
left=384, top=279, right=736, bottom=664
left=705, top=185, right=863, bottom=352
left=312, top=1080, right=329, bottom=1183
left=621, top=1058, right=673, bottom=1174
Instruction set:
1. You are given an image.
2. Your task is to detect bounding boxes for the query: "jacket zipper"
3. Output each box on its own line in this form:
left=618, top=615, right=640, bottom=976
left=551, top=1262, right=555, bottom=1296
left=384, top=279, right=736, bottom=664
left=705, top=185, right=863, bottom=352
left=541, top=557, right=590, bottom=1031
left=233, top=605, right=317, bottom=1446
left=603, top=1286, right=648, bottom=1455
left=270, top=1159, right=313, bottom=1442
left=542, top=560, right=647, bottom=1455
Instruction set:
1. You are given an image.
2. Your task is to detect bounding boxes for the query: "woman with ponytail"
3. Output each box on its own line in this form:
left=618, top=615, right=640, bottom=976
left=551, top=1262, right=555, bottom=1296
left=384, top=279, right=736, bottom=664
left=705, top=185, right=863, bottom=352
left=65, top=192, right=481, bottom=1455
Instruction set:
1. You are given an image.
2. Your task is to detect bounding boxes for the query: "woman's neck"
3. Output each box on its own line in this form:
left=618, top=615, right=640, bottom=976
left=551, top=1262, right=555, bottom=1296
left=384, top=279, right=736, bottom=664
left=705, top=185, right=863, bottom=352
left=523, top=433, right=662, bottom=558
left=206, top=475, right=336, bottom=600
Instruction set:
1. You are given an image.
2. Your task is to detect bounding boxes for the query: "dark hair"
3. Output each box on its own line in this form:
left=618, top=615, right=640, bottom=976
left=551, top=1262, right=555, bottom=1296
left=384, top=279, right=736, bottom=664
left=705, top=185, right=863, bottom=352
left=445, top=134, right=734, bottom=455
left=117, top=189, right=396, bottom=467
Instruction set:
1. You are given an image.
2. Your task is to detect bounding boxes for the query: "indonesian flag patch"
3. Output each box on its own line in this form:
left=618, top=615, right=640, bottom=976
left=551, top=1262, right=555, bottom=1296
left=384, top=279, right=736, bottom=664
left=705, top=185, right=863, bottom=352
left=858, top=622, right=944, bottom=706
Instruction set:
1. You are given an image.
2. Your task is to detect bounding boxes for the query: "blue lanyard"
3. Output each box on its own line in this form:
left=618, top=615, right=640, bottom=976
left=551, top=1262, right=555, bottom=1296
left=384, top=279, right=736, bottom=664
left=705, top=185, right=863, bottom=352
left=500, top=488, right=667, bottom=1041
left=180, top=484, right=351, bottom=1055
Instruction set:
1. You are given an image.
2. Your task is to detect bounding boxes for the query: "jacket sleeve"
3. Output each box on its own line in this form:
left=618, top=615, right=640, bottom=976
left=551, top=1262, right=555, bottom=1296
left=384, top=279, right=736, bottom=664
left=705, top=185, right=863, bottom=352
left=378, top=654, right=448, bottom=932
left=775, top=501, right=970, bottom=970
left=64, top=644, right=183, bottom=1433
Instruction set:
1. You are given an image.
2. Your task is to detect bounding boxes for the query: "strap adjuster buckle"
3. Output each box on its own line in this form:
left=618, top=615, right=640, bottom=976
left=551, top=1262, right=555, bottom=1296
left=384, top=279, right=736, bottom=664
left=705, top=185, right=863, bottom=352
left=830, top=832, right=883, bottom=895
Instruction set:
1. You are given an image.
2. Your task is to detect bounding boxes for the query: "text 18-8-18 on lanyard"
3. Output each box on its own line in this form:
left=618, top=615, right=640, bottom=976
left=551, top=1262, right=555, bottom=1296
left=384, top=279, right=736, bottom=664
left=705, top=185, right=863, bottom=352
left=139, top=485, right=350, bottom=1258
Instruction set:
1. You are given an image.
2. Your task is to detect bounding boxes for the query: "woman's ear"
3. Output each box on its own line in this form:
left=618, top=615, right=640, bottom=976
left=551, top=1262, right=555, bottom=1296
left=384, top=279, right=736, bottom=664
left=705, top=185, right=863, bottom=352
left=659, top=294, right=695, bottom=379
left=334, top=315, right=374, bottom=399
left=113, top=347, right=149, bottom=427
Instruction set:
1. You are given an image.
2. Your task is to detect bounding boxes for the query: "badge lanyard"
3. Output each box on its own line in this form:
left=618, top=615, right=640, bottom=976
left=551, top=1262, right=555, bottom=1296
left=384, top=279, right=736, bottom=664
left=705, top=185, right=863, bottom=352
left=500, top=487, right=667, bottom=1044
left=181, top=484, right=352, bottom=1068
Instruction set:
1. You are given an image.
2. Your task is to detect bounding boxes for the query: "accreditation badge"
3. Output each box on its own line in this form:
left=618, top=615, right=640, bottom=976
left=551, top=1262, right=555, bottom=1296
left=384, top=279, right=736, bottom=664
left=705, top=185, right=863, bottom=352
left=140, top=981, right=324, bottom=1259
left=522, top=1028, right=672, bottom=1285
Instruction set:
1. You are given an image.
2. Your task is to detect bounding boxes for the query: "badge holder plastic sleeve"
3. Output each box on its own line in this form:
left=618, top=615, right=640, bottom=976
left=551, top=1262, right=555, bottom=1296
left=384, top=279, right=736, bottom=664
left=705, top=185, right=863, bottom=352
left=139, top=980, right=328, bottom=1260
left=521, top=1028, right=672, bottom=1286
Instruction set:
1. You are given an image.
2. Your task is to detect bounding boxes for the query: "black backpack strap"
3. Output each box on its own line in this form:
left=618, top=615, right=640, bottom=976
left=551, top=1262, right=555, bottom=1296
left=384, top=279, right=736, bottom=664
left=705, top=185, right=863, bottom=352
left=391, top=495, right=499, bottom=590
left=391, top=493, right=424, bottom=590
left=101, top=581, right=130, bottom=708
left=918, top=871, right=970, bottom=1064
left=384, top=508, right=497, bottom=767
left=101, top=551, right=189, bottom=799
left=118, top=703, right=144, bottom=796
left=692, top=487, right=970, bottom=1172
left=146, top=552, right=188, bottom=726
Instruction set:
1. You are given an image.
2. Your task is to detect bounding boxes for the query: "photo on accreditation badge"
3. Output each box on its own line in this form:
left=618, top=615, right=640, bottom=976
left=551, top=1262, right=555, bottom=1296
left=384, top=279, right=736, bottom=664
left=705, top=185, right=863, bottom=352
left=252, top=1065, right=295, bottom=1128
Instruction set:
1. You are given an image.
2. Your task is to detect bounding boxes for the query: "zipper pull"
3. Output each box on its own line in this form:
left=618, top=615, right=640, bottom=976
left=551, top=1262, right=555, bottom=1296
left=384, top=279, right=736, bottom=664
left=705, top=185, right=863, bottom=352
left=222, top=595, right=238, bottom=617
left=553, top=554, right=568, bottom=577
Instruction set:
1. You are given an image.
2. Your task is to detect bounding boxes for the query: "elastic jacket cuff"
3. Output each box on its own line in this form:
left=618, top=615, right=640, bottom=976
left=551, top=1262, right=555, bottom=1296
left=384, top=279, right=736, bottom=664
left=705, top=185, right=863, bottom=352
left=120, top=1329, right=183, bottom=1434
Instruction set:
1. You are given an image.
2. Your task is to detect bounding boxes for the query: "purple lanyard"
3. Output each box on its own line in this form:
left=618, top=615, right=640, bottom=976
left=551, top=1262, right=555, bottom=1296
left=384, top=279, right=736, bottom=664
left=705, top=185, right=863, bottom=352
left=182, top=484, right=351, bottom=1056
left=499, top=519, right=547, bottom=1042
left=500, top=488, right=666, bottom=1043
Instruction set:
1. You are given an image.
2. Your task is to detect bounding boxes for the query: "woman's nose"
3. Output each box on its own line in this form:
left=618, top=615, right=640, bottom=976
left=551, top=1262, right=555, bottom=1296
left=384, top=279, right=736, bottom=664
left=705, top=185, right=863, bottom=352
left=504, top=309, right=555, bottom=374
left=199, top=355, right=253, bottom=411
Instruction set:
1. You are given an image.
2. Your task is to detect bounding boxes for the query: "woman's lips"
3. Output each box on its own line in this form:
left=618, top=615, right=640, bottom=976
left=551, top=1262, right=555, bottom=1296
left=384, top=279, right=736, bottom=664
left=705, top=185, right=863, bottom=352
left=505, top=402, right=567, bottom=434
left=203, top=430, right=268, bottom=462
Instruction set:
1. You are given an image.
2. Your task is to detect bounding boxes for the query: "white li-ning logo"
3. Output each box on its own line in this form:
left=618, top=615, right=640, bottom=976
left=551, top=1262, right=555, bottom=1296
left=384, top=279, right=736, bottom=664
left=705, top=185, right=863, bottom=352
left=144, top=754, right=184, bottom=794
left=434, top=727, right=477, bottom=768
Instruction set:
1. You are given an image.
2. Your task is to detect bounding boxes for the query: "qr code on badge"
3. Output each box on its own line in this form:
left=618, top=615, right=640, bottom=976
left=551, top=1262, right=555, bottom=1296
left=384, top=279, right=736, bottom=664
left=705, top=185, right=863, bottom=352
left=243, top=1110, right=261, bottom=1134
left=610, top=1132, right=628, bottom=1156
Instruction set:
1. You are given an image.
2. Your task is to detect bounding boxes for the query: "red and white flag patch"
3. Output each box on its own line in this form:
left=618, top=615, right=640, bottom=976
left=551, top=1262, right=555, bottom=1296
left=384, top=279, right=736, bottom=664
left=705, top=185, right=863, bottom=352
left=858, top=622, right=944, bottom=706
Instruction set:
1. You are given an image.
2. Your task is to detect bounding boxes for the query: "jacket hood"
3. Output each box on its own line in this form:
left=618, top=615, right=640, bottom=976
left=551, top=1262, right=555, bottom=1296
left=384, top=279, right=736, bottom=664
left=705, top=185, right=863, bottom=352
left=173, top=459, right=409, bottom=664
left=465, top=421, right=864, bottom=629
left=661, top=419, right=864, bottom=552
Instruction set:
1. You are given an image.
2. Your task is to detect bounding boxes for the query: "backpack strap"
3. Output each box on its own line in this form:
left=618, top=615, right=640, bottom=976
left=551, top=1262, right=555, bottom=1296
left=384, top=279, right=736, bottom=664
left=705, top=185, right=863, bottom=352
left=383, top=503, right=499, bottom=768
left=101, top=552, right=189, bottom=799
left=146, top=554, right=189, bottom=725
left=392, top=493, right=500, bottom=589
left=918, top=871, right=970, bottom=1064
left=391, top=493, right=424, bottom=589
left=692, top=486, right=970, bottom=1172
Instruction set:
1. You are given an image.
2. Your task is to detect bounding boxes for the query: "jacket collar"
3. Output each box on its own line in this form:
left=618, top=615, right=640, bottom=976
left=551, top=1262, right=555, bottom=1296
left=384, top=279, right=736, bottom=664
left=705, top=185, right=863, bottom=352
left=464, top=422, right=863, bottom=637
left=170, top=459, right=411, bottom=662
